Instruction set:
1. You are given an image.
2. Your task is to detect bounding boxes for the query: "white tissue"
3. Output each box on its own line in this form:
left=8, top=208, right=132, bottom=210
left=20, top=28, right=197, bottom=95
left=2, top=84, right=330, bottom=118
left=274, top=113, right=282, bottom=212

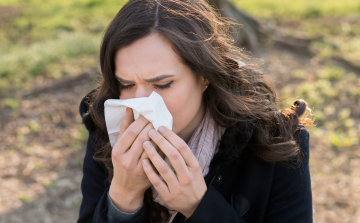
left=104, top=91, right=173, bottom=148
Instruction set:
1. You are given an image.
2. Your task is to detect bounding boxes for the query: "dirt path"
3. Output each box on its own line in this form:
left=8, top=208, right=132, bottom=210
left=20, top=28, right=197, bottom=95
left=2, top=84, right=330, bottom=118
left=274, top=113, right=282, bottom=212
left=0, top=72, right=96, bottom=222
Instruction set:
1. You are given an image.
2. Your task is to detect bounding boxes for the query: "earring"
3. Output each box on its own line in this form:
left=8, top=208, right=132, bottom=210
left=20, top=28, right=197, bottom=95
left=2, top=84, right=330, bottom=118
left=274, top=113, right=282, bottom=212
left=205, top=85, right=208, bottom=89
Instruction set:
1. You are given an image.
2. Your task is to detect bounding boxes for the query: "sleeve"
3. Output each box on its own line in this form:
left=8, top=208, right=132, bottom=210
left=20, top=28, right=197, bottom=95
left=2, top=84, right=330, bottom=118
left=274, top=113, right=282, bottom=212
left=77, top=134, right=108, bottom=222
left=77, top=133, right=151, bottom=223
left=263, top=126, right=313, bottom=222
left=107, top=192, right=145, bottom=222
left=183, top=185, right=247, bottom=223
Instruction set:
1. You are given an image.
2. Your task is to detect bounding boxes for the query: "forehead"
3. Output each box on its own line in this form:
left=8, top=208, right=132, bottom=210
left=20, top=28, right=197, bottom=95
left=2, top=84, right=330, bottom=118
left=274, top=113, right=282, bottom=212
left=114, top=32, right=184, bottom=77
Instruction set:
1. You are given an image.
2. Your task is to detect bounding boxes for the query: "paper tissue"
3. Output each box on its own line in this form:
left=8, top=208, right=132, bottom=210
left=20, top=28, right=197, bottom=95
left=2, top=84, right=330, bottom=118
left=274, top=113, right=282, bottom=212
left=104, top=91, right=173, bottom=148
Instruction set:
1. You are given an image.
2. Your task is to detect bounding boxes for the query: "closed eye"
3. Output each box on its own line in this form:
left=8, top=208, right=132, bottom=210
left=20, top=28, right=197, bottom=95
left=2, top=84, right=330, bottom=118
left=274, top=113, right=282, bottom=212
left=120, top=81, right=174, bottom=91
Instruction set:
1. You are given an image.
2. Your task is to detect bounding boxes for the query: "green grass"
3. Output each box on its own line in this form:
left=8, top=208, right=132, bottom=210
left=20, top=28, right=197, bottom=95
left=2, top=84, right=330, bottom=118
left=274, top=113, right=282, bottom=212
left=230, top=0, right=360, bottom=19
left=0, top=32, right=100, bottom=95
left=230, top=0, right=360, bottom=65
left=0, top=0, right=127, bottom=43
left=0, top=0, right=127, bottom=98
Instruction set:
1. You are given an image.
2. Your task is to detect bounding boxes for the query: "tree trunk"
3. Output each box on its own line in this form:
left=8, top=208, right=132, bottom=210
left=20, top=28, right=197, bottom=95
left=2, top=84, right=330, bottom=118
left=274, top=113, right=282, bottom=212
left=207, top=0, right=273, bottom=56
left=207, top=0, right=321, bottom=57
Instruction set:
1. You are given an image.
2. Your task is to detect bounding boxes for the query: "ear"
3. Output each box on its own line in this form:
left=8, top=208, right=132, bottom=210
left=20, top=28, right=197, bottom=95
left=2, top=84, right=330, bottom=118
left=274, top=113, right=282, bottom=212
left=200, top=76, right=210, bottom=92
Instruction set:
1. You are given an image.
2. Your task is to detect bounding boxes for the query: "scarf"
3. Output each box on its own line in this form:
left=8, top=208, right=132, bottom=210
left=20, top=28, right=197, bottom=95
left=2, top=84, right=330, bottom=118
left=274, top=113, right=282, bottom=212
left=151, top=106, right=227, bottom=222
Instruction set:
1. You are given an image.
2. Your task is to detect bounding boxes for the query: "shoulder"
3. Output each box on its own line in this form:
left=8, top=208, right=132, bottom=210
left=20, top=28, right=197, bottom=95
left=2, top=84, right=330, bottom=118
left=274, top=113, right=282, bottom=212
left=79, top=88, right=97, bottom=118
left=238, top=122, right=311, bottom=170
left=272, top=124, right=311, bottom=179
left=292, top=124, right=311, bottom=165
left=293, top=124, right=310, bottom=149
left=79, top=88, right=98, bottom=135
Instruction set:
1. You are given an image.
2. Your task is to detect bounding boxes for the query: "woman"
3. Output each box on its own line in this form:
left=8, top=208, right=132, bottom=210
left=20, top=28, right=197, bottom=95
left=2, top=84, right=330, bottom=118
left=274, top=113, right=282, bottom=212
left=77, top=0, right=314, bottom=222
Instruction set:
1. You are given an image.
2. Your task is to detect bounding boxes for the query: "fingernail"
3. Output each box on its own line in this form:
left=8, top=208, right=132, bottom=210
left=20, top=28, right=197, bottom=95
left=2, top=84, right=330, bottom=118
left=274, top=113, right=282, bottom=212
left=149, top=129, right=157, bottom=137
left=158, top=126, right=165, bottom=133
left=144, top=141, right=151, bottom=150
left=142, top=159, right=149, bottom=166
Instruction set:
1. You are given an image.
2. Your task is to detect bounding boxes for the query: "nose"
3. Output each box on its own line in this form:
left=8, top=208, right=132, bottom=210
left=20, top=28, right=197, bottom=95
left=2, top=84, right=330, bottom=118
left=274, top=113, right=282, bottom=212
left=134, top=86, right=152, bottom=99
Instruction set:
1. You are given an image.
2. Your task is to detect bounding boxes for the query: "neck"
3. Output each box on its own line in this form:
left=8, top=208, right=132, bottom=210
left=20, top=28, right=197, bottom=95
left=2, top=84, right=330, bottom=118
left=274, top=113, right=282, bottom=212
left=180, top=100, right=207, bottom=144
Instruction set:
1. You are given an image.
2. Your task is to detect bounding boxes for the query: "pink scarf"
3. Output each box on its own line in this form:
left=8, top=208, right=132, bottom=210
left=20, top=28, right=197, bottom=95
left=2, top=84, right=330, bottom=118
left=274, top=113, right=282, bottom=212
left=151, top=106, right=227, bottom=222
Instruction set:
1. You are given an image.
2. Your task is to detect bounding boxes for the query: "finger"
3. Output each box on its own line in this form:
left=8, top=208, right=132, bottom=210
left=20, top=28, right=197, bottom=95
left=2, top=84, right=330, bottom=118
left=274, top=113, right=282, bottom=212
left=139, top=147, right=164, bottom=177
left=143, top=140, right=179, bottom=187
left=115, top=113, right=150, bottom=154
left=127, top=122, right=154, bottom=159
left=139, top=151, right=160, bottom=175
left=118, top=107, right=134, bottom=141
left=157, top=147, right=166, bottom=160
left=148, top=129, right=192, bottom=180
left=142, top=159, right=170, bottom=196
left=139, top=150, right=149, bottom=163
left=150, top=140, right=164, bottom=158
left=156, top=126, right=199, bottom=169
left=149, top=140, right=157, bottom=150
left=141, top=159, right=170, bottom=198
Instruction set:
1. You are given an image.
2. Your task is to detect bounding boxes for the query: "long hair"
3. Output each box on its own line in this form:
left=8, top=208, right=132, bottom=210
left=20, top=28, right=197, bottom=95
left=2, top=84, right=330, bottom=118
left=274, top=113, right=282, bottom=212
left=85, top=0, right=314, bottom=222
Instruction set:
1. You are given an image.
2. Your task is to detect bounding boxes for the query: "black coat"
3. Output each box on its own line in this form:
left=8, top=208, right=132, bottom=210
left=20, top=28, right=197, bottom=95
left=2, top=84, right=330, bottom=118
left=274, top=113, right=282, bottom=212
left=77, top=90, right=313, bottom=223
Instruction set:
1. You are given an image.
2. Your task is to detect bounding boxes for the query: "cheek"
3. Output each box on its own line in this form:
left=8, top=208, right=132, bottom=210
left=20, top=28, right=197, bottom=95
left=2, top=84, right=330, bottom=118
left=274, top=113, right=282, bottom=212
left=162, top=83, right=202, bottom=133
left=165, top=94, right=187, bottom=118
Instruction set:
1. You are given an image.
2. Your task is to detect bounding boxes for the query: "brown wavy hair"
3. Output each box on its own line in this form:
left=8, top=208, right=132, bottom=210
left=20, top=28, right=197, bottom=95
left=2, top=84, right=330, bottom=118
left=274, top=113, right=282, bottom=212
left=85, top=0, right=314, bottom=222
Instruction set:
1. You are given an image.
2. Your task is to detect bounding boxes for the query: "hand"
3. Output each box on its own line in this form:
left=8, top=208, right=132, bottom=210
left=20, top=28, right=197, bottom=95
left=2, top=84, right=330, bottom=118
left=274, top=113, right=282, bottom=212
left=109, top=107, right=161, bottom=213
left=141, top=126, right=207, bottom=218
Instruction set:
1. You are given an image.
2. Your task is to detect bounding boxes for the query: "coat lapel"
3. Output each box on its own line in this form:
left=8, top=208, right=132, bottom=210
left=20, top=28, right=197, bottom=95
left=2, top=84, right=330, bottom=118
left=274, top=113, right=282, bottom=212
left=209, top=120, right=255, bottom=176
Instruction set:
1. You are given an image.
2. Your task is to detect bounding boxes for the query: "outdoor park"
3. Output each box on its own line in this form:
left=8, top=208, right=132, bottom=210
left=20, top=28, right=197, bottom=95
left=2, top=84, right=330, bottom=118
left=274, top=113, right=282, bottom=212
left=0, top=0, right=359, bottom=222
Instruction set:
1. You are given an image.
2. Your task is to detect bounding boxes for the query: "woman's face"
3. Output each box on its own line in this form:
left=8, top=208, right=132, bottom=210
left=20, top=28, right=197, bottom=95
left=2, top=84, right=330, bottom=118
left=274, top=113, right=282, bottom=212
left=114, top=32, right=209, bottom=143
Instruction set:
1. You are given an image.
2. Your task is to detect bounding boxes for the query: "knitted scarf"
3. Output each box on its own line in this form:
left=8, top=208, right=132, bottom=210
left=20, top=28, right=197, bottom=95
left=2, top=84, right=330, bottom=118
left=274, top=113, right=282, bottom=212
left=151, top=106, right=227, bottom=222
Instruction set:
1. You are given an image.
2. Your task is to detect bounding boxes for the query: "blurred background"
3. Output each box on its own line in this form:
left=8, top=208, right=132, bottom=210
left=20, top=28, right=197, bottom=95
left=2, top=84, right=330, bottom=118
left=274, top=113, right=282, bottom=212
left=0, top=0, right=359, bottom=222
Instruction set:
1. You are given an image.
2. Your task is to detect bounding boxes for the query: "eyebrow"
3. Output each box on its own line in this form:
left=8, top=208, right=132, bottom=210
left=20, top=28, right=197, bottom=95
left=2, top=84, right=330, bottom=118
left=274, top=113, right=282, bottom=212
left=115, top=74, right=174, bottom=84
